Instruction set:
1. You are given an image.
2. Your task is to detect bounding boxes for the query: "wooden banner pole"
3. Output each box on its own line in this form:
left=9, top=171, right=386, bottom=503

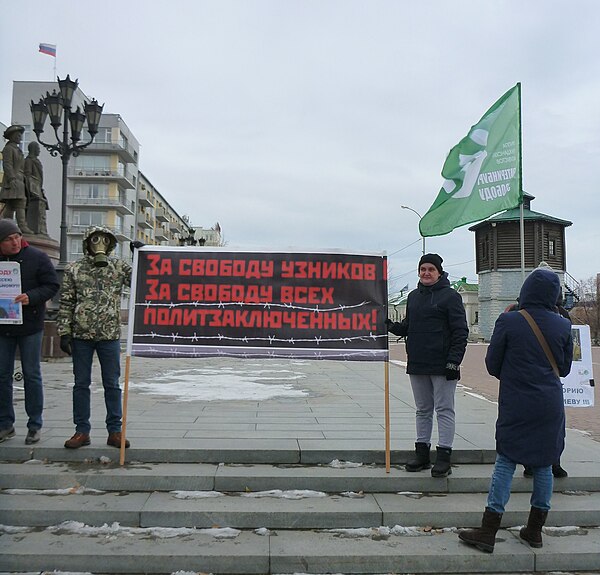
left=385, top=359, right=391, bottom=473
left=119, top=355, right=131, bottom=466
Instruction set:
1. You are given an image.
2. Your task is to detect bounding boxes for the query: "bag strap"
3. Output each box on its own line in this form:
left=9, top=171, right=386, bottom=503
left=518, top=309, right=560, bottom=377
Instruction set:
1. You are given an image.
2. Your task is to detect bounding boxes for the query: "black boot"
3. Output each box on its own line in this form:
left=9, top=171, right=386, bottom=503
left=431, top=446, right=452, bottom=477
left=459, top=507, right=503, bottom=553
left=405, top=442, right=431, bottom=472
left=519, top=506, right=548, bottom=548
left=552, top=461, right=568, bottom=478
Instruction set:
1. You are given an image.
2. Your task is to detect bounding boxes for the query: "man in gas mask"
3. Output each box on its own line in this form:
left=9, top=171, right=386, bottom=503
left=57, top=225, right=137, bottom=449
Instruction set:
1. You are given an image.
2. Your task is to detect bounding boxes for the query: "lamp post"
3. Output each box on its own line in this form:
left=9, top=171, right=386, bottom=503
left=30, top=75, right=103, bottom=268
left=401, top=205, right=425, bottom=255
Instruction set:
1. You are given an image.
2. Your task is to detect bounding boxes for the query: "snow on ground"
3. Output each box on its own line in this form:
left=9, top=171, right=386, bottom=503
left=131, top=364, right=308, bottom=401
left=327, top=459, right=363, bottom=468
left=170, top=490, right=225, bottom=499
left=241, top=489, right=327, bottom=499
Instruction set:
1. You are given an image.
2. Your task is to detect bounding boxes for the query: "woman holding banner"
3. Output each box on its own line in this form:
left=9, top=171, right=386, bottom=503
left=386, top=253, right=468, bottom=478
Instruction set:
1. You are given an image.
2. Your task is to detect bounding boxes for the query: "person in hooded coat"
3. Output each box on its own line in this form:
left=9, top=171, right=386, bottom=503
left=459, top=268, right=573, bottom=553
left=386, top=253, right=468, bottom=478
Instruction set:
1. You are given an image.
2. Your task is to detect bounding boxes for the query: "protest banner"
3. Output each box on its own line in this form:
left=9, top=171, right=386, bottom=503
left=127, top=247, right=388, bottom=361
left=120, top=247, right=390, bottom=467
left=562, top=324, right=595, bottom=407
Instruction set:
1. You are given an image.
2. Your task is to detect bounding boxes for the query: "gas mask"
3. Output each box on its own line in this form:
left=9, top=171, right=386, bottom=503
left=88, top=233, right=111, bottom=267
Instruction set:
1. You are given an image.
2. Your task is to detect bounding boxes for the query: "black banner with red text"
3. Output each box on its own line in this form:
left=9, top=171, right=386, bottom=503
left=128, top=248, right=388, bottom=360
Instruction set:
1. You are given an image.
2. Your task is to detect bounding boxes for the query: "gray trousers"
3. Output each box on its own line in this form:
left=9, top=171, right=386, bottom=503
left=409, top=374, right=457, bottom=449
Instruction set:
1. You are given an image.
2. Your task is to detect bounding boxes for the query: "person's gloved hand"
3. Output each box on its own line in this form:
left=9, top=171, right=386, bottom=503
left=60, top=335, right=72, bottom=356
left=130, top=240, right=145, bottom=252
left=384, top=318, right=393, bottom=331
left=445, top=362, right=460, bottom=381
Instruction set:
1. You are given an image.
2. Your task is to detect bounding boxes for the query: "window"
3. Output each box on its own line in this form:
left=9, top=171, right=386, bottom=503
left=73, top=211, right=105, bottom=226
left=74, top=155, right=110, bottom=171
left=549, top=239, right=556, bottom=257
left=73, top=183, right=109, bottom=198
left=86, top=127, right=112, bottom=143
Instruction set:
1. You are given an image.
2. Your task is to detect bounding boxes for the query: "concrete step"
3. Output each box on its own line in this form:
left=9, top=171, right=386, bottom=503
left=2, top=460, right=599, bottom=494
left=0, top=438, right=497, bottom=465
left=2, top=489, right=599, bottom=529
left=1, top=524, right=599, bottom=573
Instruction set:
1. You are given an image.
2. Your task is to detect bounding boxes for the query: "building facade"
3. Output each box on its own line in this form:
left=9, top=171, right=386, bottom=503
left=7, top=81, right=197, bottom=263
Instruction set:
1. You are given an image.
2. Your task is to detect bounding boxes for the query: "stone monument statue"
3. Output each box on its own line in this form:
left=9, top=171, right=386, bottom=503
left=24, top=141, right=49, bottom=236
left=0, top=125, right=34, bottom=233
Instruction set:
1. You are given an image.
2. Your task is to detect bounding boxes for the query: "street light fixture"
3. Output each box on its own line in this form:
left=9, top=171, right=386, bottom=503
left=401, top=205, right=426, bottom=255
left=30, top=74, right=104, bottom=268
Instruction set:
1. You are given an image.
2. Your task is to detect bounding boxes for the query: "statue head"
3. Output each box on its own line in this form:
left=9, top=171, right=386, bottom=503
left=3, top=125, right=24, bottom=143
left=28, top=141, right=40, bottom=156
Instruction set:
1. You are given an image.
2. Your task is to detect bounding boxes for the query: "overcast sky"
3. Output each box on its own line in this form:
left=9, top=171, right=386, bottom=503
left=1, top=0, right=599, bottom=291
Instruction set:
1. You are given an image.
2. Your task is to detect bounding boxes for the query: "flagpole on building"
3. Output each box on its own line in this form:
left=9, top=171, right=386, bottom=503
left=517, top=82, right=525, bottom=282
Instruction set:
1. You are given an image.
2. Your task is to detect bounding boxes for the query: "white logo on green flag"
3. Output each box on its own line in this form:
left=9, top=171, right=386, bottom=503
left=420, top=84, right=522, bottom=237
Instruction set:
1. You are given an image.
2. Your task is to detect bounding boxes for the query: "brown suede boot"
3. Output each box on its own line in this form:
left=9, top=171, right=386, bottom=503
left=458, top=507, right=503, bottom=553
left=519, top=506, right=548, bottom=548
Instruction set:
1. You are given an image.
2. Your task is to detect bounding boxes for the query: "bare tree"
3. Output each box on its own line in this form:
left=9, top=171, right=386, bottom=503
left=570, top=274, right=600, bottom=344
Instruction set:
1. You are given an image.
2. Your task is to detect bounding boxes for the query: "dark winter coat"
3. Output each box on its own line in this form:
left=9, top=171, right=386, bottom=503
left=0, top=240, right=60, bottom=337
left=388, top=273, right=468, bottom=375
left=486, top=268, right=573, bottom=467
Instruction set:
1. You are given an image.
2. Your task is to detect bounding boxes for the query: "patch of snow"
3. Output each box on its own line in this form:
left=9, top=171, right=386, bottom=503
left=340, top=491, right=365, bottom=498
left=45, top=521, right=240, bottom=539
left=131, top=366, right=308, bottom=401
left=241, top=489, right=326, bottom=499
left=22, top=458, right=44, bottom=465
left=0, top=524, right=32, bottom=533
left=255, top=527, right=271, bottom=535
left=328, top=459, right=363, bottom=468
left=170, top=490, right=224, bottom=499
left=4, top=486, right=105, bottom=496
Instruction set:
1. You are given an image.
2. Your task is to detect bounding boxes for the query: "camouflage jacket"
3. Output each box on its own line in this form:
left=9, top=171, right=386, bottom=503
left=57, top=226, right=132, bottom=340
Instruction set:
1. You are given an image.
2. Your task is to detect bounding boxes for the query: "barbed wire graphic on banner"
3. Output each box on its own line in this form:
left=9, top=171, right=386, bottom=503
left=133, top=298, right=387, bottom=345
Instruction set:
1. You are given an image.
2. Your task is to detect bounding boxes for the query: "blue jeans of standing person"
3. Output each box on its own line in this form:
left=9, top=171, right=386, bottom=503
left=72, top=339, right=122, bottom=435
left=409, top=374, right=457, bottom=448
left=0, top=331, right=44, bottom=431
left=487, top=453, right=554, bottom=513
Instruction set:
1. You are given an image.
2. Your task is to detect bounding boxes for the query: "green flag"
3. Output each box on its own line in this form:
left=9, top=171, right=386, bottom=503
left=420, top=84, right=522, bottom=237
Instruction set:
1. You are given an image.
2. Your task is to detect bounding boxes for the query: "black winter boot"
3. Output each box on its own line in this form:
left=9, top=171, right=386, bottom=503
left=405, top=442, right=431, bottom=472
left=519, top=506, right=548, bottom=548
left=431, top=446, right=452, bottom=477
left=458, top=507, right=503, bottom=553
left=552, top=462, right=568, bottom=478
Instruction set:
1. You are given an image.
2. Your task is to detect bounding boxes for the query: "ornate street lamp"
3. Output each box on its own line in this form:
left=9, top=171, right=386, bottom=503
left=401, top=205, right=425, bottom=255
left=30, top=75, right=104, bottom=268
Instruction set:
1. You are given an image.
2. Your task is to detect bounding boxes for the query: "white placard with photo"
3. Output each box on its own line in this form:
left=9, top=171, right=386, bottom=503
left=0, top=261, right=23, bottom=324
left=562, top=324, right=594, bottom=407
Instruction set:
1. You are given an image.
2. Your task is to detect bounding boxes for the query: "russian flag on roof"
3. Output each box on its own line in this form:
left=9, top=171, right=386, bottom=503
left=39, top=43, right=56, bottom=57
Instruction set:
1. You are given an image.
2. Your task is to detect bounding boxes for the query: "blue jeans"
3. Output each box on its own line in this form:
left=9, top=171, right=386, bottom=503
left=487, top=453, right=554, bottom=513
left=72, top=339, right=122, bottom=434
left=0, top=331, right=44, bottom=431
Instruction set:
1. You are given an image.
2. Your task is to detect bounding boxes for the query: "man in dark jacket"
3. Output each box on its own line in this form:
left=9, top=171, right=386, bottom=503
left=0, top=219, right=59, bottom=444
left=459, top=267, right=573, bottom=553
left=386, top=253, right=468, bottom=477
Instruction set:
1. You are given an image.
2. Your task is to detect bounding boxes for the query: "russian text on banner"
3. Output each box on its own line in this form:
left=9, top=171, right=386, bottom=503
left=420, top=84, right=522, bottom=237
left=128, top=248, right=388, bottom=361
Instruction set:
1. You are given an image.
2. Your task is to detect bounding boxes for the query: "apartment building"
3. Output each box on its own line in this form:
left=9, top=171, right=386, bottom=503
left=7, top=81, right=193, bottom=262
left=136, top=171, right=188, bottom=246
